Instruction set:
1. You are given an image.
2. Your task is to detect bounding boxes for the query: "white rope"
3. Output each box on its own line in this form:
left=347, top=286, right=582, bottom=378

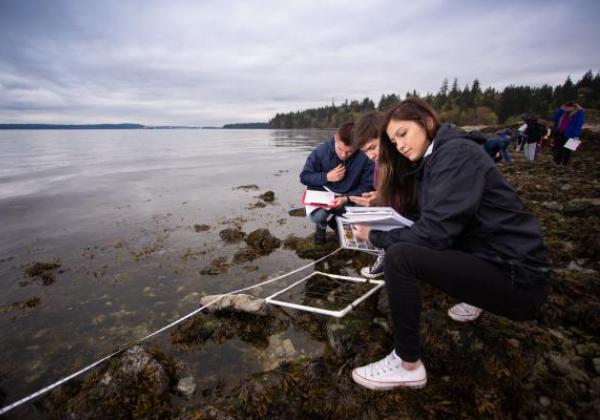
left=0, top=247, right=342, bottom=415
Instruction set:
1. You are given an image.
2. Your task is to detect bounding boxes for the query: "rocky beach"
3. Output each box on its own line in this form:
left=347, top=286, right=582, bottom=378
left=1, top=127, right=599, bottom=419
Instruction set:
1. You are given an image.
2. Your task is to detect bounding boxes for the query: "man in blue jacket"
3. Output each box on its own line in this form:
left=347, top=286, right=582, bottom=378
left=300, top=122, right=374, bottom=244
left=551, top=101, right=585, bottom=165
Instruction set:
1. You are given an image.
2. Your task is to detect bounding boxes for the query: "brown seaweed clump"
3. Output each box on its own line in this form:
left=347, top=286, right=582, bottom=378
left=200, top=257, right=231, bottom=275
left=235, top=184, right=259, bottom=191
left=42, top=345, right=178, bottom=419
left=23, top=261, right=62, bottom=286
left=233, top=247, right=260, bottom=263
left=258, top=191, right=275, bottom=202
left=1, top=297, right=42, bottom=313
left=245, top=229, right=281, bottom=255
left=193, top=224, right=211, bottom=232
left=219, top=228, right=246, bottom=243
left=170, top=310, right=288, bottom=350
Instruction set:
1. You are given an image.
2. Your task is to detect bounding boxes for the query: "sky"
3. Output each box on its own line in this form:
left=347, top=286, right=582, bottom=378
left=0, top=0, right=599, bottom=126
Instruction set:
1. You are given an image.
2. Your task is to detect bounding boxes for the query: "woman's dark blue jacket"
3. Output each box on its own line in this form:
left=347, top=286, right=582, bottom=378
left=369, top=124, right=550, bottom=284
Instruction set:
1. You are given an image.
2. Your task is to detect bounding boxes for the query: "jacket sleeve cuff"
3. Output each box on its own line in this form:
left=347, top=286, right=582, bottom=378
left=369, top=229, right=388, bottom=249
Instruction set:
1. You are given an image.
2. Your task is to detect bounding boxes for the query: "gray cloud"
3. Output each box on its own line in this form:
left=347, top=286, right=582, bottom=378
left=0, top=0, right=599, bottom=125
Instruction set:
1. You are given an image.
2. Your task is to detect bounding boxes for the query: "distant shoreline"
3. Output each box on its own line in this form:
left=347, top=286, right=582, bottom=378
left=0, top=122, right=270, bottom=130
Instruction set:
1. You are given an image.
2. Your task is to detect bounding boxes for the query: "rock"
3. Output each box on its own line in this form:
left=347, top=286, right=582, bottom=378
left=539, top=396, right=551, bottom=407
left=594, top=358, right=600, bottom=375
left=117, top=346, right=169, bottom=393
left=233, top=247, right=260, bottom=263
left=249, top=201, right=266, bottom=209
left=177, top=376, right=196, bottom=399
left=245, top=229, right=281, bottom=255
left=193, top=224, right=211, bottom=232
left=259, top=191, right=275, bottom=202
left=326, top=318, right=367, bottom=358
left=288, top=208, right=306, bottom=217
left=200, top=257, right=230, bottom=275
left=507, top=338, right=521, bottom=348
left=219, top=228, right=246, bottom=243
left=235, top=184, right=259, bottom=190
left=257, top=335, right=298, bottom=371
left=199, top=294, right=269, bottom=315
left=567, top=261, right=584, bottom=272
left=541, top=201, right=563, bottom=211
left=575, top=343, right=600, bottom=358
left=372, top=317, right=390, bottom=333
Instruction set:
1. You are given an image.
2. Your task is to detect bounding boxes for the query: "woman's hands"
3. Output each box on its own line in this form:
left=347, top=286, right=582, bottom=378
left=349, top=191, right=378, bottom=207
left=352, top=224, right=371, bottom=241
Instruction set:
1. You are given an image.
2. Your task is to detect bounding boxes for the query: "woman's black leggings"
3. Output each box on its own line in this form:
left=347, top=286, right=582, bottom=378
left=384, top=243, right=549, bottom=362
left=553, top=133, right=572, bottom=165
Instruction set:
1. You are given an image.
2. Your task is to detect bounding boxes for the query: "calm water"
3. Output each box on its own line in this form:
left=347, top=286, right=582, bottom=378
left=0, top=129, right=333, bottom=415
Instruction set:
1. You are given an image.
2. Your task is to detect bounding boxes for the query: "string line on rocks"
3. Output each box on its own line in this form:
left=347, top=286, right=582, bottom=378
left=0, top=247, right=342, bottom=416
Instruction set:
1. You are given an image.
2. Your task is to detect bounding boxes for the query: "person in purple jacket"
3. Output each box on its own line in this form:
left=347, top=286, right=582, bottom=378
left=351, top=98, right=549, bottom=391
left=551, top=101, right=585, bottom=165
left=300, top=122, right=374, bottom=244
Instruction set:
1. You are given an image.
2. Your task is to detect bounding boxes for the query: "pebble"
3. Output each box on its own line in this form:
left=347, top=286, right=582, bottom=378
left=566, top=261, right=584, bottom=272
left=593, top=358, right=600, bottom=375
left=177, top=376, right=197, bottom=399
left=539, top=396, right=551, bottom=407
left=507, top=338, right=520, bottom=348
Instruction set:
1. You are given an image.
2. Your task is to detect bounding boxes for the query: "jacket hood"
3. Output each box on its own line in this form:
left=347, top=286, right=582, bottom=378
left=403, top=124, right=485, bottom=178
left=432, top=123, right=487, bottom=151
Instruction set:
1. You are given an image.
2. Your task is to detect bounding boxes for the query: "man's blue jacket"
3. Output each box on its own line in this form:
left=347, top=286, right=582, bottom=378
left=300, top=138, right=374, bottom=195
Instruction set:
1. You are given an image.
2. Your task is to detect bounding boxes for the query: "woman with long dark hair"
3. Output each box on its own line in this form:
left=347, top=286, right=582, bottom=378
left=351, top=98, right=550, bottom=390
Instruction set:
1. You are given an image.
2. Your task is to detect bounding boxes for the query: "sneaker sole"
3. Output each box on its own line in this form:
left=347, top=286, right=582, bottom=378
left=351, top=370, right=427, bottom=390
left=447, top=309, right=482, bottom=322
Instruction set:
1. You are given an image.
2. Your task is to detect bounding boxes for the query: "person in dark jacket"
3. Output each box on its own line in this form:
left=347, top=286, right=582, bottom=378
left=483, top=129, right=512, bottom=164
left=300, top=122, right=374, bottom=244
left=351, top=98, right=550, bottom=391
left=551, top=101, right=585, bottom=165
left=522, top=115, right=546, bottom=161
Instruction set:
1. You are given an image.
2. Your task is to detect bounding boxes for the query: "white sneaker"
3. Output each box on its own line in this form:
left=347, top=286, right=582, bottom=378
left=352, top=351, right=427, bottom=390
left=360, top=254, right=385, bottom=279
left=448, top=302, right=483, bottom=322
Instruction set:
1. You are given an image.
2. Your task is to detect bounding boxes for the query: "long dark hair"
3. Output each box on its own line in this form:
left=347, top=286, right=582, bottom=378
left=377, top=97, right=440, bottom=216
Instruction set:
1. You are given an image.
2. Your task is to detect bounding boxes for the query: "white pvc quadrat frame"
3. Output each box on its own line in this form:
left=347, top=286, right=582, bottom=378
left=265, top=271, right=385, bottom=318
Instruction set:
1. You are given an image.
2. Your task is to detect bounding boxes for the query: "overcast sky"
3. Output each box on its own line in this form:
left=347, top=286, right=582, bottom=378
left=1, top=0, right=599, bottom=126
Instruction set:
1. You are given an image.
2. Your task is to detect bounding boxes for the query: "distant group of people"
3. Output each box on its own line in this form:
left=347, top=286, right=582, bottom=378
left=299, top=97, right=552, bottom=391
left=483, top=101, right=585, bottom=165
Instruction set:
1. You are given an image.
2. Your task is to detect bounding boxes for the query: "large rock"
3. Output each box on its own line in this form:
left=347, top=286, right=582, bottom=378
left=200, top=294, right=269, bottom=315
left=49, top=345, right=176, bottom=419
left=245, top=229, right=281, bottom=255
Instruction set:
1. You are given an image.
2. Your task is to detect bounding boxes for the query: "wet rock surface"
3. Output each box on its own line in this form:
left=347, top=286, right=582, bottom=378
left=44, top=345, right=178, bottom=419
left=199, top=294, right=269, bottom=315
left=35, top=129, right=600, bottom=418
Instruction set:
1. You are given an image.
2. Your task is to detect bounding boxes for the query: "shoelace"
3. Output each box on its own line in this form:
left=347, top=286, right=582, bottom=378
left=371, top=255, right=385, bottom=273
left=368, top=352, right=400, bottom=376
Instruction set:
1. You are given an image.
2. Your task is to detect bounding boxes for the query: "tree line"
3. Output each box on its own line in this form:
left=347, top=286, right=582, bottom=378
left=268, top=70, right=600, bottom=128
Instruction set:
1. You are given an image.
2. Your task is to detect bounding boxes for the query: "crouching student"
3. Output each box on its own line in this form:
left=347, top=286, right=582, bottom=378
left=351, top=98, right=550, bottom=390
left=348, top=111, right=387, bottom=278
left=300, top=122, right=374, bottom=244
